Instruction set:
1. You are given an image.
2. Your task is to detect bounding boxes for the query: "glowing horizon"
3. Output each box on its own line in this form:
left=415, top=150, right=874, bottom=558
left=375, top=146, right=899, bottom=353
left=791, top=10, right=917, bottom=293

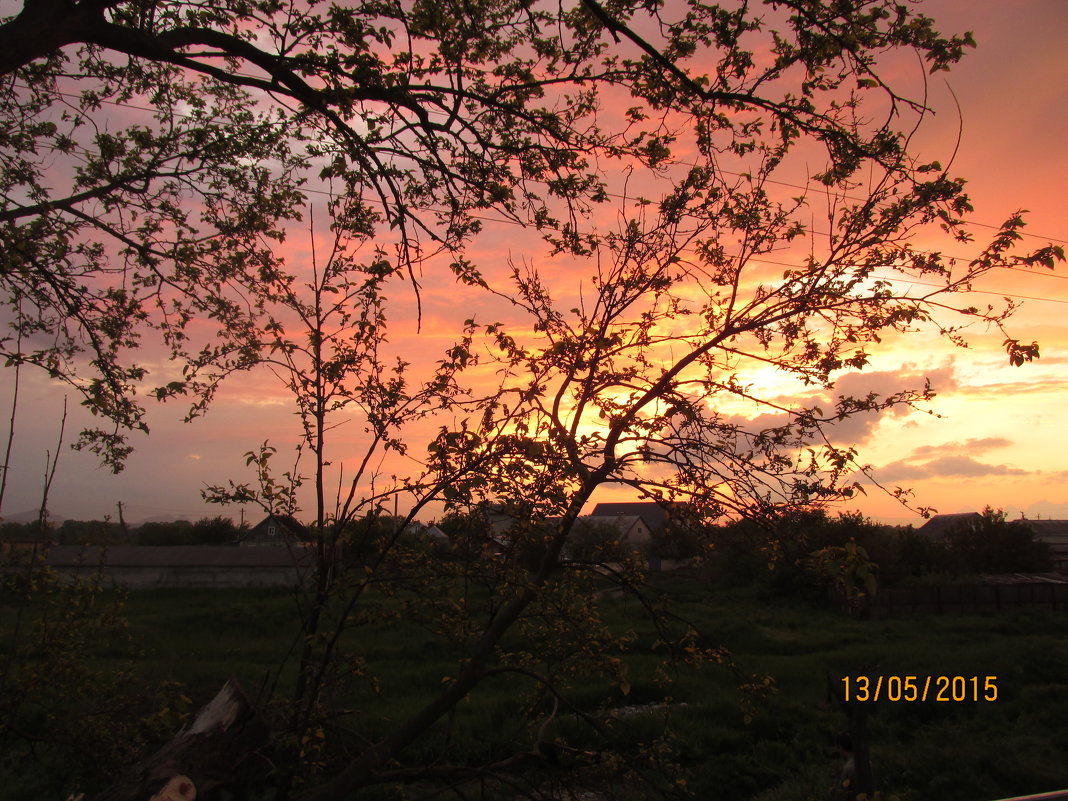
left=2, top=0, right=1066, bottom=529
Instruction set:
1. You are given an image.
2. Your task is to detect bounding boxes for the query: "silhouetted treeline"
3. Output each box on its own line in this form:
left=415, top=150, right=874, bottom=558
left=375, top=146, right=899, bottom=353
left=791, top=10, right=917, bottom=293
left=704, top=507, right=1052, bottom=597
left=0, top=515, right=243, bottom=546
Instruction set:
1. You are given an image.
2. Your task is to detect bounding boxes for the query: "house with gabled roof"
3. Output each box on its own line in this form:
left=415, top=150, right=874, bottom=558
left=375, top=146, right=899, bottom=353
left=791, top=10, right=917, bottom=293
left=915, top=512, right=982, bottom=540
left=591, top=502, right=670, bottom=535
left=242, top=514, right=310, bottom=546
left=1021, top=519, right=1068, bottom=572
left=576, top=514, right=651, bottom=547
left=590, top=501, right=698, bottom=537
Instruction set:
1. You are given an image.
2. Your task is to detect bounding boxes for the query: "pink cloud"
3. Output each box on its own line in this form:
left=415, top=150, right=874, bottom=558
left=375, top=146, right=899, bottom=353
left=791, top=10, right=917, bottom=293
left=877, top=455, right=1028, bottom=482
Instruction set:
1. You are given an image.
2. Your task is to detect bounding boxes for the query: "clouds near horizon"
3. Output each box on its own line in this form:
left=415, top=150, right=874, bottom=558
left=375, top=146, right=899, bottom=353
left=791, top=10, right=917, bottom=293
left=874, top=436, right=1028, bottom=482
left=720, top=363, right=960, bottom=448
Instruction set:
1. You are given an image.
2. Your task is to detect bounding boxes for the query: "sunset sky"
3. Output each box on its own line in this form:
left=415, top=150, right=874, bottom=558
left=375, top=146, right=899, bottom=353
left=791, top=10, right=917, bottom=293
left=2, top=0, right=1066, bottom=527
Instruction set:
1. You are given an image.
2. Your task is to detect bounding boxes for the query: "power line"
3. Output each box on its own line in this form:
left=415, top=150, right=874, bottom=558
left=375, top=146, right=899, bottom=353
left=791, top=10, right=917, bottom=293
left=864, top=278, right=1068, bottom=306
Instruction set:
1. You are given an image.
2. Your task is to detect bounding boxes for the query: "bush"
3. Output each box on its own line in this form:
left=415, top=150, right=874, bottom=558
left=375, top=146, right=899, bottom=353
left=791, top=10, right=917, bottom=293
left=707, top=510, right=901, bottom=598
left=646, top=524, right=706, bottom=560
left=134, top=519, right=194, bottom=545
left=58, top=518, right=129, bottom=545
left=0, top=545, right=182, bottom=799
left=566, top=519, right=632, bottom=562
left=133, top=516, right=239, bottom=546
left=888, top=528, right=955, bottom=582
left=190, top=515, right=241, bottom=545
left=945, top=507, right=1052, bottom=574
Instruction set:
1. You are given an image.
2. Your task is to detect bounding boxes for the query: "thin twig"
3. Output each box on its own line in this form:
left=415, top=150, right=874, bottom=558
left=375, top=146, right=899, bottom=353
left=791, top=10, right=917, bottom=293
left=36, top=396, right=67, bottom=535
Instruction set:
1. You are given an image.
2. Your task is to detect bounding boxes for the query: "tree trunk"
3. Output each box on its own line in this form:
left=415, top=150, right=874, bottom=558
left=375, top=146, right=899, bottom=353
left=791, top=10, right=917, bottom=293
left=90, top=679, right=269, bottom=801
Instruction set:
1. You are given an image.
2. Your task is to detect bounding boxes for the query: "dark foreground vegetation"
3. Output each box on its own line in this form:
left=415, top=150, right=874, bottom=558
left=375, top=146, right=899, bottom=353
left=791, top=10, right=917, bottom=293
left=2, top=562, right=1066, bottom=801
left=704, top=508, right=1053, bottom=597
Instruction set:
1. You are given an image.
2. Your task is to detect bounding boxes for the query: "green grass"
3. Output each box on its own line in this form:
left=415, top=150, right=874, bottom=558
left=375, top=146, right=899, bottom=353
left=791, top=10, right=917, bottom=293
left=120, top=587, right=303, bottom=697
left=6, top=573, right=1068, bottom=800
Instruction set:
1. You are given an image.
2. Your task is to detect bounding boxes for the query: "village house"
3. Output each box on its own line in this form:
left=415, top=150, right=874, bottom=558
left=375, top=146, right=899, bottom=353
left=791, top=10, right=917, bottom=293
left=915, top=512, right=983, bottom=539
left=591, top=500, right=698, bottom=536
left=1024, top=519, right=1068, bottom=572
left=917, top=511, right=1068, bottom=573
left=574, top=514, right=652, bottom=549
left=241, top=513, right=310, bottom=546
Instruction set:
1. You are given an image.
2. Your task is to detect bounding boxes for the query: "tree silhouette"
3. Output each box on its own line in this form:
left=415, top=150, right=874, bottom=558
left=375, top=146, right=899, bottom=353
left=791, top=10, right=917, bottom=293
left=4, top=0, right=1039, bottom=468
left=0, top=1, right=1063, bottom=799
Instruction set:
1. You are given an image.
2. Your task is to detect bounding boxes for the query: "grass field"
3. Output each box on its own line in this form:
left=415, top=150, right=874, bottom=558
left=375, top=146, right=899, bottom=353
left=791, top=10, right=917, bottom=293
left=102, top=572, right=1068, bottom=801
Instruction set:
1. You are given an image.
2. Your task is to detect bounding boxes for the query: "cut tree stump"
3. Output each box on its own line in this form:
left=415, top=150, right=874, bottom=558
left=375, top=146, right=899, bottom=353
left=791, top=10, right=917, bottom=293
left=89, top=679, right=269, bottom=801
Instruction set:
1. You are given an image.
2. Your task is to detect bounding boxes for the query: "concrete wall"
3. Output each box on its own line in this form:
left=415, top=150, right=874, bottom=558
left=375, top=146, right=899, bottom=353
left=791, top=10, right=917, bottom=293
left=43, top=545, right=313, bottom=589
left=79, top=565, right=306, bottom=589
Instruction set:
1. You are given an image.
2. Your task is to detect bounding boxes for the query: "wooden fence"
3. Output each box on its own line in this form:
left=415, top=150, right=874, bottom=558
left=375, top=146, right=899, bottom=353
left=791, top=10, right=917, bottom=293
left=842, top=580, right=1068, bottom=618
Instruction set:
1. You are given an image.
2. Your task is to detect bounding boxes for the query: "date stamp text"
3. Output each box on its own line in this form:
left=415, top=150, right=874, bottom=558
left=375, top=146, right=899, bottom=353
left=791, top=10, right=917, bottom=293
left=840, top=675, right=998, bottom=703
